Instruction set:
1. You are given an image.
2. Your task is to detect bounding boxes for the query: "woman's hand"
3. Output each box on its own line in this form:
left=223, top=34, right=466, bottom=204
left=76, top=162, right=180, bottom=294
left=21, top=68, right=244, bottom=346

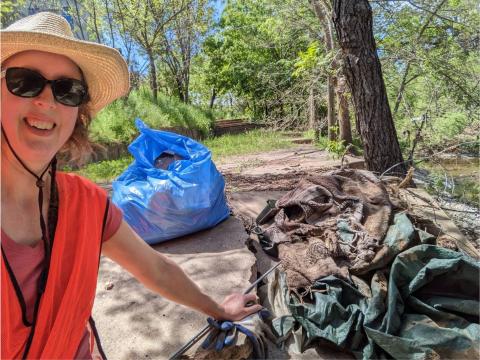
left=218, top=293, right=263, bottom=321
left=103, top=220, right=264, bottom=322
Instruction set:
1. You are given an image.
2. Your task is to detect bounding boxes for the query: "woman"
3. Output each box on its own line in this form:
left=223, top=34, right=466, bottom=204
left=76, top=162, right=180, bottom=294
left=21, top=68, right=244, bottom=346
left=1, top=12, right=262, bottom=359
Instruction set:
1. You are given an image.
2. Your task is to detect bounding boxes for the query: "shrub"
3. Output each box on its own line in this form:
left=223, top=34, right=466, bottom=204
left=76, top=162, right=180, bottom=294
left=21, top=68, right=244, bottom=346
left=89, top=86, right=215, bottom=144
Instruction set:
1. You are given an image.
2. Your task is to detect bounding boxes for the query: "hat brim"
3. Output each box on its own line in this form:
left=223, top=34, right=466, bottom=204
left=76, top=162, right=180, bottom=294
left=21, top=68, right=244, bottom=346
left=1, top=31, right=130, bottom=115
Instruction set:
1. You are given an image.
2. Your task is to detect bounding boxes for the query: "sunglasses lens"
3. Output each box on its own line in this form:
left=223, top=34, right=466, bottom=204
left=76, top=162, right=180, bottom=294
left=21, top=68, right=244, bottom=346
left=5, top=67, right=88, bottom=107
left=53, top=79, right=87, bottom=106
left=6, top=68, right=44, bottom=97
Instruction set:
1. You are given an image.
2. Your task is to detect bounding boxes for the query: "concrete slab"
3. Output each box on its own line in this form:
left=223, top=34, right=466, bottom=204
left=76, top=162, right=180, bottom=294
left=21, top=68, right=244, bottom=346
left=93, top=216, right=257, bottom=359
left=399, top=188, right=480, bottom=259
left=229, top=190, right=287, bottom=220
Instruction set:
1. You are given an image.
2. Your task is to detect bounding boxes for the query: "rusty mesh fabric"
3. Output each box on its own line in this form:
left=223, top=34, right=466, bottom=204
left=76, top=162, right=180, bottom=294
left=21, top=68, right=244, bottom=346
left=262, top=169, right=392, bottom=293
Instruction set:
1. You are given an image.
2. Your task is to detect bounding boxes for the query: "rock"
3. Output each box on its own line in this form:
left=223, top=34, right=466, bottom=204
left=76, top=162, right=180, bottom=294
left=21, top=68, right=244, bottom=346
left=105, top=282, right=114, bottom=290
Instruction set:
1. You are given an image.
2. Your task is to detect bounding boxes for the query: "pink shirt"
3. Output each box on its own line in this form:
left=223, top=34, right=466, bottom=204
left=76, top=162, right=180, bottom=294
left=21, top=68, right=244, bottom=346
left=1, top=202, right=123, bottom=359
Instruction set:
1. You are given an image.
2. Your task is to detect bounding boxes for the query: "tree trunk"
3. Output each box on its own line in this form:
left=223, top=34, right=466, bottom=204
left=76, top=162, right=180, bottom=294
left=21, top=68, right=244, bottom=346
left=184, top=71, right=190, bottom=104
left=338, top=95, right=352, bottom=144
left=332, top=0, right=406, bottom=176
left=105, top=0, right=115, bottom=48
left=336, top=76, right=352, bottom=144
left=308, top=85, right=317, bottom=131
left=327, top=75, right=336, bottom=141
left=146, top=49, right=158, bottom=102
left=209, top=87, right=217, bottom=109
left=91, top=0, right=102, bottom=43
left=73, top=0, right=86, bottom=40
left=311, top=0, right=338, bottom=141
left=176, top=76, right=185, bottom=102
left=393, top=61, right=411, bottom=116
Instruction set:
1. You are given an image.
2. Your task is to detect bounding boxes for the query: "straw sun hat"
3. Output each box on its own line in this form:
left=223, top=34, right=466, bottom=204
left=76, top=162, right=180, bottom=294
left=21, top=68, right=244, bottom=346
left=1, top=12, right=130, bottom=114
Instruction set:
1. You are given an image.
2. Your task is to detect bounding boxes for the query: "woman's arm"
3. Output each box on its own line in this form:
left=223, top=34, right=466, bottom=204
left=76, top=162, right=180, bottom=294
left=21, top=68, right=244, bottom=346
left=101, top=220, right=262, bottom=321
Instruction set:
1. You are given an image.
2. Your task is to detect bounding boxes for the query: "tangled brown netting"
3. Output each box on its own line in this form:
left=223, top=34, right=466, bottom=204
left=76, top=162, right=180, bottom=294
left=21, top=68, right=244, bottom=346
left=260, top=169, right=392, bottom=295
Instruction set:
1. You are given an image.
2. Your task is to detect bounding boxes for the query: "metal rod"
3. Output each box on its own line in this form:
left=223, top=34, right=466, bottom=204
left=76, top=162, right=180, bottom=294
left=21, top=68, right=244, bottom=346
left=243, top=262, right=280, bottom=294
left=168, top=262, right=280, bottom=360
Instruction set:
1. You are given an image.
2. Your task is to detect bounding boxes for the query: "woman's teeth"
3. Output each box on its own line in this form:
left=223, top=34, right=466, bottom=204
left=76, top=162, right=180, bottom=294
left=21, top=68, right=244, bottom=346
left=26, top=118, right=55, bottom=130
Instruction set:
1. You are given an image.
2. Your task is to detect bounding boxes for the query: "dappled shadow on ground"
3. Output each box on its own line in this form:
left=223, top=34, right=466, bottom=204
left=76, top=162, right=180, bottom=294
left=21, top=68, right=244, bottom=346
left=153, top=216, right=248, bottom=255
left=93, top=216, right=257, bottom=360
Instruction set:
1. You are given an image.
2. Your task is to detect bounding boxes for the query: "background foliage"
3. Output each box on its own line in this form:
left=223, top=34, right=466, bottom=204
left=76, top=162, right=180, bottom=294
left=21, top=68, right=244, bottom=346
left=2, top=0, right=478, bottom=154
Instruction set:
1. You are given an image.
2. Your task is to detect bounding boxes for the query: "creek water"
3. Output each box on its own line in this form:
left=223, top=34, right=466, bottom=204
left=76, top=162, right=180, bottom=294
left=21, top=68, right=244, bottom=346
left=420, top=156, right=479, bottom=204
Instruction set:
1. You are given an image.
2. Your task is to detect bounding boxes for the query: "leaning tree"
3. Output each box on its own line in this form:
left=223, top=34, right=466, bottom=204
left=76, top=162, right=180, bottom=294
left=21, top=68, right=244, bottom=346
left=332, top=0, right=407, bottom=176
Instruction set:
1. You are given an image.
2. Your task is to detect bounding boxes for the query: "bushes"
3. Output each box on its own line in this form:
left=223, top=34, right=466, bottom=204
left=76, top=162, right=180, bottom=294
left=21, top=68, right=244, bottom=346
left=314, top=135, right=363, bottom=158
left=430, top=112, right=470, bottom=142
left=89, top=86, right=215, bottom=144
left=395, top=110, right=478, bottom=155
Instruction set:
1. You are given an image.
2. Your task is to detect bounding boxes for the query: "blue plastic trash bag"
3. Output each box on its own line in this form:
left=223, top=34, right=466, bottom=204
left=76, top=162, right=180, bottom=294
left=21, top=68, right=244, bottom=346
left=112, top=119, right=230, bottom=244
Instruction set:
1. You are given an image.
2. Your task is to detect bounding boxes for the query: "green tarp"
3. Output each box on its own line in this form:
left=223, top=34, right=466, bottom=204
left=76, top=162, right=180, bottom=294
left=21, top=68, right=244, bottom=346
left=270, top=214, right=480, bottom=359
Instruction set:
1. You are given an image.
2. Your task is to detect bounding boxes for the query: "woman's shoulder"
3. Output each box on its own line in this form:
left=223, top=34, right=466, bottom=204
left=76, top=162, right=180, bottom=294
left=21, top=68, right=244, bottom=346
left=56, top=172, right=107, bottom=198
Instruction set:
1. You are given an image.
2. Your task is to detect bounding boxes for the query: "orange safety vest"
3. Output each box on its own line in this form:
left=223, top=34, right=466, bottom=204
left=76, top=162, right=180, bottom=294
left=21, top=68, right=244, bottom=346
left=1, top=173, right=109, bottom=359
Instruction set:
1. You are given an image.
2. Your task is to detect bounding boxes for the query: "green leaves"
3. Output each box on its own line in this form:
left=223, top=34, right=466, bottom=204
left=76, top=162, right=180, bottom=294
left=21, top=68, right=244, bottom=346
left=1, top=0, right=26, bottom=27
left=198, top=0, right=320, bottom=119
left=374, top=0, right=479, bottom=153
left=293, top=41, right=321, bottom=78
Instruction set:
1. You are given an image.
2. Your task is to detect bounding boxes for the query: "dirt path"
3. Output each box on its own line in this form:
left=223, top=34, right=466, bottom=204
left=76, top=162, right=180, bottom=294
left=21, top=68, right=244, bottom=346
left=216, top=144, right=364, bottom=192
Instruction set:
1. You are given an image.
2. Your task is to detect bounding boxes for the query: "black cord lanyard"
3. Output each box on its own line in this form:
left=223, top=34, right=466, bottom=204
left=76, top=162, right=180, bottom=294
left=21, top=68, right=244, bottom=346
left=1, top=126, right=58, bottom=359
left=0, top=175, right=58, bottom=359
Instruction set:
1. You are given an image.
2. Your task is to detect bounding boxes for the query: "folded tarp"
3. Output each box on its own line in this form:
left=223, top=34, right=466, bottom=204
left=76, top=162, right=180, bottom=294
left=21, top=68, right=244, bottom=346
left=269, top=224, right=480, bottom=358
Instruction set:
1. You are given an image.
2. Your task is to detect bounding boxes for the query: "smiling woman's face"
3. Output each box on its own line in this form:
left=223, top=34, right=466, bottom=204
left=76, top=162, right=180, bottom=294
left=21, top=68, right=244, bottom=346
left=1, top=50, right=82, bottom=168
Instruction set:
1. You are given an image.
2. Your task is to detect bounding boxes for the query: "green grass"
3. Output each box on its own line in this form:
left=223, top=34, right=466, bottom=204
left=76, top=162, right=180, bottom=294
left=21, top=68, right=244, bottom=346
left=77, top=129, right=293, bottom=182
left=313, top=134, right=364, bottom=157
left=89, top=85, right=215, bottom=144
left=75, top=156, right=133, bottom=183
left=202, top=129, right=293, bottom=162
left=302, top=129, right=316, bottom=139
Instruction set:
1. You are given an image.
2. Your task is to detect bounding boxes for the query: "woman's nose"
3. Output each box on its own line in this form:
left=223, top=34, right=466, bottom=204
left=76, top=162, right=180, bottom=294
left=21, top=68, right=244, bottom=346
left=33, top=84, right=57, bottom=109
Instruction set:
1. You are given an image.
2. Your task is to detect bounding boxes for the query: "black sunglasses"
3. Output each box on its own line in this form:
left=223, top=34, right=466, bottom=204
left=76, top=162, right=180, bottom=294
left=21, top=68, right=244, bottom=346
left=1, top=67, right=89, bottom=107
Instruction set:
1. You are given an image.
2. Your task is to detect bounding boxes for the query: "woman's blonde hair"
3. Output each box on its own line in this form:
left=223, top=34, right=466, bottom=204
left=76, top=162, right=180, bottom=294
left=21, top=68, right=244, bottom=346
left=59, top=103, right=93, bottom=166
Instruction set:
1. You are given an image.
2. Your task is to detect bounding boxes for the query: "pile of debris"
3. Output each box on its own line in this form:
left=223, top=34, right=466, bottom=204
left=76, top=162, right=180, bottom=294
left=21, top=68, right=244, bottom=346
left=254, top=169, right=480, bottom=359
left=184, top=168, right=479, bottom=360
